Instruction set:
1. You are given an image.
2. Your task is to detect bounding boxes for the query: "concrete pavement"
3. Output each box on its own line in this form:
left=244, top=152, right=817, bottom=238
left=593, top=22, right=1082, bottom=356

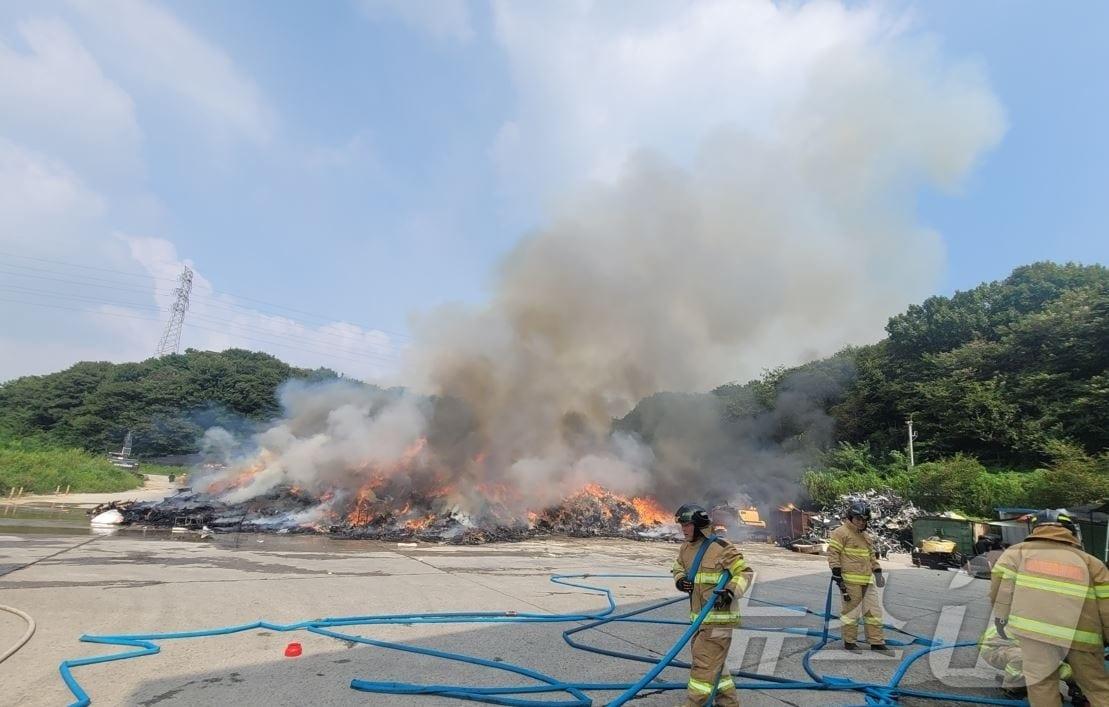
left=0, top=532, right=1005, bottom=706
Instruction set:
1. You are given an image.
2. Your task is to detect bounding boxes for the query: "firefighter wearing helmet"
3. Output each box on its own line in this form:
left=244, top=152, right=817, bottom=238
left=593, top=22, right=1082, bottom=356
left=989, top=509, right=1109, bottom=705
left=671, top=503, right=753, bottom=707
left=827, top=501, right=888, bottom=651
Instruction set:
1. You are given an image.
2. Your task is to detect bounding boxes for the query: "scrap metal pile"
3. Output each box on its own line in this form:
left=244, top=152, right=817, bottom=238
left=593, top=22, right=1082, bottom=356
left=783, top=489, right=920, bottom=556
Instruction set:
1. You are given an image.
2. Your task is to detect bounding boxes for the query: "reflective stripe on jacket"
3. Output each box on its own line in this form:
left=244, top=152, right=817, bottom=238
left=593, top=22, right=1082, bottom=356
left=672, top=535, right=754, bottom=628
left=989, top=524, right=1109, bottom=653
left=827, top=523, right=879, bottom=585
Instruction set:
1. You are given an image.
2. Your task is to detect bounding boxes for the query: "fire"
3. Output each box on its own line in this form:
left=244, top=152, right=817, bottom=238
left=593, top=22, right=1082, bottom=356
left=335, top=439, right=431, bottom=527
left=581, top=483, right=607, bottom=497
left=346, top=483, right=378, bottom=527
left=550, top=484, right=670, bottom=529
left=630, top=496, right=669, bottom=525
left=185, top=440, right=678, bottom=541
left=205, top=458, right=267, bottom=495
left=404, top=514, right=436, bottom=531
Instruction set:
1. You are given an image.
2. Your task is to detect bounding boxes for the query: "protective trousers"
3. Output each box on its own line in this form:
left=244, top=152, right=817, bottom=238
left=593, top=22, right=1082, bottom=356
left=980, top=641, right=1074, bottom=690
left=682, top=627, right=739, bottom=707
left=840, top=583, right=884, bottom=646
left=1019, top=638, right=1109, bottom=707
left=979, top=641, right=1027, bottom=689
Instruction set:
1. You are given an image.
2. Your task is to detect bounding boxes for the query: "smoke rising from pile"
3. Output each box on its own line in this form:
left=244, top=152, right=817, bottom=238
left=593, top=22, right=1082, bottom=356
left=204, top=3, right=1004, bottom=514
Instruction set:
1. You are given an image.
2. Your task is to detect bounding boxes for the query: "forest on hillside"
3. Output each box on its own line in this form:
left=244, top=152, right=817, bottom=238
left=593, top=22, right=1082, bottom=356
left=0, top=349, right=340, bottom=457
left=704, top=262, right=1109, bottom=514
left=2, top=262, right=1106, bottom=512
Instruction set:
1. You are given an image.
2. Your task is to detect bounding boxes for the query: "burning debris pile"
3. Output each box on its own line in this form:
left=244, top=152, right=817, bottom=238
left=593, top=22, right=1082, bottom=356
left=97, top=482, right=679, bottom=544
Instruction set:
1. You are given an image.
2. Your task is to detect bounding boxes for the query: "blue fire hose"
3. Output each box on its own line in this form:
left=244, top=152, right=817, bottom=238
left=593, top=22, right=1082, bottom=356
left=58, top=573, right=1029, bottom=707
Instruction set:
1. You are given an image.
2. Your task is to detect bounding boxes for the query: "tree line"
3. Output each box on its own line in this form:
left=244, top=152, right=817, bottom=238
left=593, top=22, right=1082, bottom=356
left=710, top=261, right=1109, bottom=515
left=0, top=349, right=340, bottom=458
left=2, top=262, right=1106, bottom=511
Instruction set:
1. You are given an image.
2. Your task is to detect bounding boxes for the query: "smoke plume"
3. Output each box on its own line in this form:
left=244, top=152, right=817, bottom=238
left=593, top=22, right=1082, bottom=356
left=202, top=2, right=1004, bottom=515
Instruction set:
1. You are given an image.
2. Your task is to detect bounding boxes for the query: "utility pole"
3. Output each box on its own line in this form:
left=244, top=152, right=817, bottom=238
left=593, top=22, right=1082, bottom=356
left=155, top=266, right=193, bottom=356
left=906, top=416, right=916, bottom=469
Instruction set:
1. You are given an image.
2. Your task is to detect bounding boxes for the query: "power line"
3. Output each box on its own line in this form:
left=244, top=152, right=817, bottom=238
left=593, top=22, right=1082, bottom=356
left=0, top=285, right=404, bottom=363
left=0, top=297, right=404, bottom=369
left=0, top=264, right=408, bottom=347
left=0, top=259, right=175, bottom=287
left=0, top=251, right=181, bottom=283
left=0, top=258, right=414, bottom=341
left=0, top=297, right=162, bottom=322
left=0, top=266, right=177, bottom=297
left=0, top=284, right=163, bottom=312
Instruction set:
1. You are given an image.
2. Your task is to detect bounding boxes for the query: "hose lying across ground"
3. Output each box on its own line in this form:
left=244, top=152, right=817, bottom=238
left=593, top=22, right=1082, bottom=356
left=58, top=575, right=1026, bottom=707
left=0, top=604, right=36, bottom=664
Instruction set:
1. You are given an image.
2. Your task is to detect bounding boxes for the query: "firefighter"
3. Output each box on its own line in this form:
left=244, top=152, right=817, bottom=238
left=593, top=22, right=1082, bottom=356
left=989, top=509, right=1109, bottom=706
left=827, top=501, right=888, bottom=651
left=671, top=503, right=754, bottom=707
left=978, top=622, right=1086, bottom=705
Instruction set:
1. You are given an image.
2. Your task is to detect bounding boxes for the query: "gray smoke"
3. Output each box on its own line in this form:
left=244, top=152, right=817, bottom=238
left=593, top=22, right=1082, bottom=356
left=404, top=57, right=1002, bottom=502
left=204, top=6, right=1004, bottom=512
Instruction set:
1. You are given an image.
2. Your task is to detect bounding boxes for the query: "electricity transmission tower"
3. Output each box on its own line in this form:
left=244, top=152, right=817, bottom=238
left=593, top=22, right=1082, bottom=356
left=155, top=266, right=193, bottom=356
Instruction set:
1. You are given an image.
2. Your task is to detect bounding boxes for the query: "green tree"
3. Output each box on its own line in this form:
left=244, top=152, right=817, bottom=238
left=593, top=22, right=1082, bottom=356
left=0, top=349, right=345, bottom=457
left=907, top=454, right=992, bottom=515
left=1026, top=440, right=1109, bottom=508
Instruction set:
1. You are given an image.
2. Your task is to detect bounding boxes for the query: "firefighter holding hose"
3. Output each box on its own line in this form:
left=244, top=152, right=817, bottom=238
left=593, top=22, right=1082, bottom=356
left=671, top=503, right=754, bottom=706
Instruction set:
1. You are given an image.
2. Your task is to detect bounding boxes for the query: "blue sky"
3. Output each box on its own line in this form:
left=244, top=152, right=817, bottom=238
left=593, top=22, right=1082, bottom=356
left=914, top=1, right=1108, bottom=291
left=0, top=1, right=1105, bottom=383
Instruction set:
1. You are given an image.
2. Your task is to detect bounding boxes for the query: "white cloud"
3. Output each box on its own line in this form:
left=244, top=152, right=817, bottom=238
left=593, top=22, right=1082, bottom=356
left=491, top=0, right=1004, bottom=198
left=69, top=0, right=276, bottom=143
left=0, top=138, right=106, bottom=251
left=0, top=5, right=391, bottom=382
left=356, top=0, right=474, bottom=42
left=0, top=18, right=141, bottom=176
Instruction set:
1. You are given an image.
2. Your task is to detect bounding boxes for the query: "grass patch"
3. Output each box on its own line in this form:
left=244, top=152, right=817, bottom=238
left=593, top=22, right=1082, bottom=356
left=0, top=438, right=144, bottom=494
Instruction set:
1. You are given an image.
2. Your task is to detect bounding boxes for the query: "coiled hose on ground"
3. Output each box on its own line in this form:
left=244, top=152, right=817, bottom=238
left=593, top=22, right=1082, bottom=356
left=58, top=574, right=1030, bottom=707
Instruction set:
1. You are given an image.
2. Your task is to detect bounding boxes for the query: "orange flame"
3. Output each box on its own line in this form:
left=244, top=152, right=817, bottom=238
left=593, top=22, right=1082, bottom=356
left=346, top=483, right=378, bottom=526
left=630, top=496, right=669, bottom=525
left=206, top=459, right=266, bottom=495
left=581, top=483, right=607, bottom=498
left=404, top=514, right=436, bottom=531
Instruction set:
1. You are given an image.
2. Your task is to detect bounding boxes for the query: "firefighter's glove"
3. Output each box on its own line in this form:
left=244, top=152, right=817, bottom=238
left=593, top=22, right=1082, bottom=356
left=1069, top=682, right=1090, bottom=707
left=873, top=569, right=886, bottom=588
left=831, top=567, right=846, bottom=590
left=994, top=618, right=1009, bottom=640
left=675, top=577, right=694, bottom=593
left=713, top=588, right=734, bottom=610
